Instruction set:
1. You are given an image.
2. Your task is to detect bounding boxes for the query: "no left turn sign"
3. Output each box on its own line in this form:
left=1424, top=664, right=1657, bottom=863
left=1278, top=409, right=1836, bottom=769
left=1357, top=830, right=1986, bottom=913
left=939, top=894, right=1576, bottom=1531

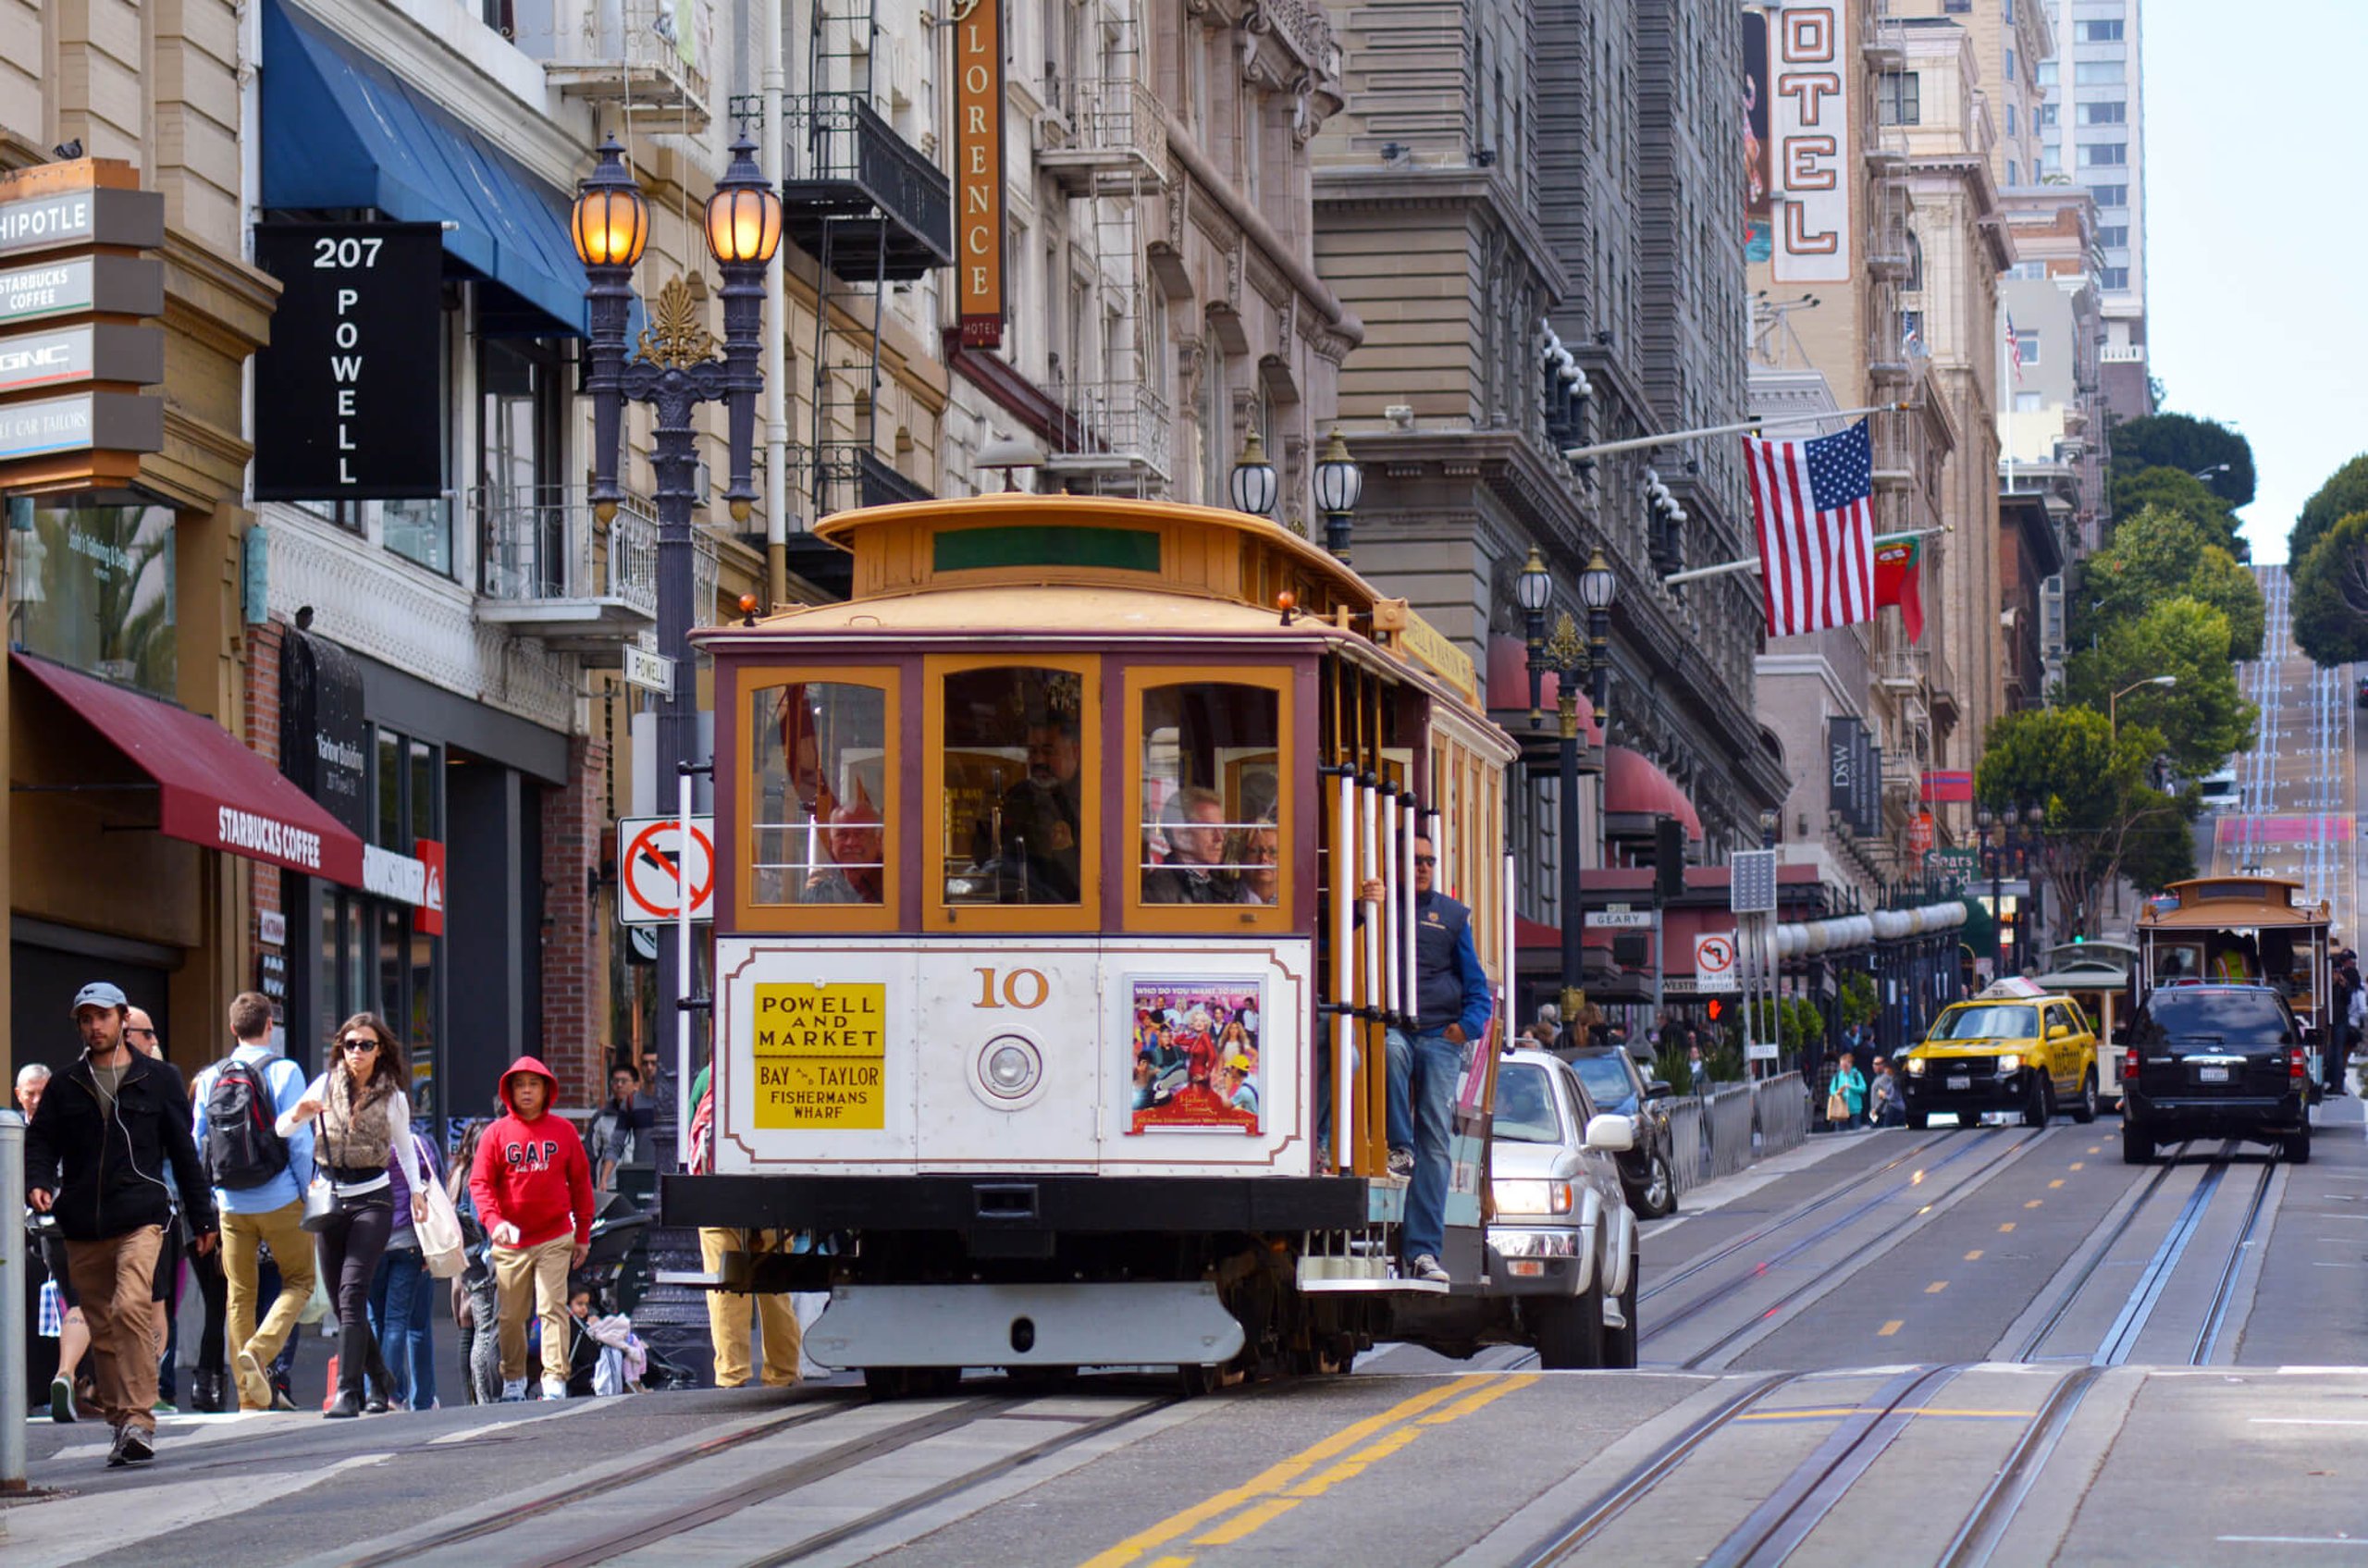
left=1695, top=932, right=1739, bottom=994
left=619, top=814, right=716, bottom=925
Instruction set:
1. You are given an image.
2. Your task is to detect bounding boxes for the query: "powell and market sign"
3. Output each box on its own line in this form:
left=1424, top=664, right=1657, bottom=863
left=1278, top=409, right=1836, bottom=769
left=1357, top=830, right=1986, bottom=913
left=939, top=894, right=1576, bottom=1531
left=252, top=222, right=443, bottom=500
left=0, top=159, right=166, bottom=494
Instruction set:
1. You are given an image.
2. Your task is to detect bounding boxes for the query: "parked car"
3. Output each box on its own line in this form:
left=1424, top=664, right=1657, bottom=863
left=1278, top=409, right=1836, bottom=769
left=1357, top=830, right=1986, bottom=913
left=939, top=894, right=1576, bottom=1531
left=1559, top=1044, right=1681, bottom=1218
left=1901, top=984, right=2101, bottom=1128
left=2354, top=673, right=2368, bottom=709
left=2121, top=982, right=2312, bottom=1165
left=1489, top=1048, right=1640, bottom=1369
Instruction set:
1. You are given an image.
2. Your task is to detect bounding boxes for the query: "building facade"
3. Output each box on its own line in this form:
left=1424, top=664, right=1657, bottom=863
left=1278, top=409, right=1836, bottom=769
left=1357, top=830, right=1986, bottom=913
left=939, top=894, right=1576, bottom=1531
left=1309, top=0, right=1786, bottom=1019
left=2038, top=0, right=2149, bottom=420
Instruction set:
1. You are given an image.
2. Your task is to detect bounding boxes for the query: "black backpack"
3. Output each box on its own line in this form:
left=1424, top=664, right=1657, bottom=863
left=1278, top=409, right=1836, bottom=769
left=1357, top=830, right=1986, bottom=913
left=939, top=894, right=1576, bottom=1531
left=204, top=1059, right=290, bottom=1190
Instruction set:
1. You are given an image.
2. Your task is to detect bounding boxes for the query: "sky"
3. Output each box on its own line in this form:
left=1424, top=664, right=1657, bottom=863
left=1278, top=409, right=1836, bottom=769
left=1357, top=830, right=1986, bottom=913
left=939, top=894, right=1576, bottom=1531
left=2144, top=2, right=2368, bottom=564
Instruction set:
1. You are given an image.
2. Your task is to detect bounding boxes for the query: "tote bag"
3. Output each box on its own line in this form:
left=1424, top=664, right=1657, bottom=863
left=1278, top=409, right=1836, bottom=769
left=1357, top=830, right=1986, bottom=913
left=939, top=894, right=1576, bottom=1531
left=415, top=1137, right=468, bottom=1279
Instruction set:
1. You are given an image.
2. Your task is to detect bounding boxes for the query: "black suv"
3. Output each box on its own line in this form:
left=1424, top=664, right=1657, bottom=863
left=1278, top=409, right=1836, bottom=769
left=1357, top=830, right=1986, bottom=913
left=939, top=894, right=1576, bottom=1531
left=1558, top=1045, right=1681, bottom=1217
left=2121, top=983, right=2312, bottom=1165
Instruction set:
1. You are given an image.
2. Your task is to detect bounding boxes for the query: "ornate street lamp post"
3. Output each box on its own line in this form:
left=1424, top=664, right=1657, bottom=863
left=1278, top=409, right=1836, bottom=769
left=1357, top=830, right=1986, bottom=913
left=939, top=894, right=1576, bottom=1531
left=576, top=134, right=781, bottom=1114
left=1525, top=549, right=1618, bottom=1039
left=1227, top=432, right=1278, bottom=518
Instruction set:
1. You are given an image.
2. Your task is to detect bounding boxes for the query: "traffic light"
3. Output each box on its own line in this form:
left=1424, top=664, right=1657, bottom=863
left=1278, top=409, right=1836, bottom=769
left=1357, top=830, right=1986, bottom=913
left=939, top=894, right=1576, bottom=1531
left=1707, top=999, right=1723, bottom=1021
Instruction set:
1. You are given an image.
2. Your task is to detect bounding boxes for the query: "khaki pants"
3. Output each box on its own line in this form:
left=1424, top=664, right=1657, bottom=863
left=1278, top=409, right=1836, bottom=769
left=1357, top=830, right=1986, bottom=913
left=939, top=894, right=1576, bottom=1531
left=65, top=1226, right=165, bottom=1435
left=492, top=1235, right=574, bottom=1385
left=700, top=1228, right=802, bottom=1388
left=221, top=1201, right=316, bottom=1408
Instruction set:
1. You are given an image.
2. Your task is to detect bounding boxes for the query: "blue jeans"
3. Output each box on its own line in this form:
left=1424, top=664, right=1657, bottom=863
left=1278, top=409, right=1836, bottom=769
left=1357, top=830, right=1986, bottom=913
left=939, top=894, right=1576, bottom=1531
left=367, top=1246, right=437, bottom=1409
left=1388, top=1027, right=1462, bottom=1263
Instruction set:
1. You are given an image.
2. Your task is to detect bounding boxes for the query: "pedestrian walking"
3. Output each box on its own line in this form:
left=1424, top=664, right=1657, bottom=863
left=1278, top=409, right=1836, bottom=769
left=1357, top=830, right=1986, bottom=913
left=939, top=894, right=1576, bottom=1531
left=1367, top=832, right=1493, bottom=1286
left=120, top=1006, right=212, bottom=1415
left=23, top=982, right=218, bottom=1466
left=18, top=1062, right=94, bottom=1421
left=588, top=1062, right=649, bottom=1196
left=468, top=1056, right=595, bottom=1401
left=1827, top=1050, right=1868, bottom=1130
left=277, top=1012, right=426, bottom=1419
left=192, top=992, right=318, bottom=1413
left=1867, top=1057, right=1906, bottom=1128
left=688, top=1061, right=802, bottom=1388
left=366, top=1122, right=444, bottom=1412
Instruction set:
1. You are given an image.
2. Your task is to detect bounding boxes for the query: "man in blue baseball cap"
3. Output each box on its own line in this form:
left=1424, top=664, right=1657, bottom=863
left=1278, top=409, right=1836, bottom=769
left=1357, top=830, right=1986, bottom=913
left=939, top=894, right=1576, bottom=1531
left=24, top=981, right=217, bottom=1467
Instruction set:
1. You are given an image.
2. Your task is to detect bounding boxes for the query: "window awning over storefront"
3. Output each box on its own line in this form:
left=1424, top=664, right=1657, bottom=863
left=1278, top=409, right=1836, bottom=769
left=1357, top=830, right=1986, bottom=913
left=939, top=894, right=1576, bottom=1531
left=1605, top=745, right=1703, bottom=842
left=15, top=654, right=367, bottom=885
left=260, top=0, right=592, bottom=339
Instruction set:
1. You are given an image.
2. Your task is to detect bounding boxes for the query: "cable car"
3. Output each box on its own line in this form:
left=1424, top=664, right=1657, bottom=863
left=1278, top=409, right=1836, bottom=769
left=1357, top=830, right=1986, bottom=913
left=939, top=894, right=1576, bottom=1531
left=2136, top=877, right=2333, bottom=1093
left=663, top=490, right=1633, bottom=1388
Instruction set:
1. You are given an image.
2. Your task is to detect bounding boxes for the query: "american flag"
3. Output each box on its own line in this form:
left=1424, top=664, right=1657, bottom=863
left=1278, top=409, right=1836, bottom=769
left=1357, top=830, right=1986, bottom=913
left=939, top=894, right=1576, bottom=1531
left=1742, top=419, right=1877, bottom=636
left=2005, top=315, right=2023, bottom=383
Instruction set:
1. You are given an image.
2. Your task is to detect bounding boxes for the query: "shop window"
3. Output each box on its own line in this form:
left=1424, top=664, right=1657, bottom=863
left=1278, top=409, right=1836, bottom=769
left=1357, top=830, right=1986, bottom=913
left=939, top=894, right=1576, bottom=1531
left=748, top=679, right=892, bottom=907
left=6, top=498, right=176, bottom=698
left=937, top=665, right=1089, bottom=907
left=1126, top=669, right=1290, bottom=929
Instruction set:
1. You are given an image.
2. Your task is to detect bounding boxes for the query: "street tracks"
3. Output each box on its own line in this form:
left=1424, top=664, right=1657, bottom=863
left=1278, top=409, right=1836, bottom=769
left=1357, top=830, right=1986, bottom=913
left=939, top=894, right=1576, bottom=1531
left=1518, top=1137, right=2287, bottom=1568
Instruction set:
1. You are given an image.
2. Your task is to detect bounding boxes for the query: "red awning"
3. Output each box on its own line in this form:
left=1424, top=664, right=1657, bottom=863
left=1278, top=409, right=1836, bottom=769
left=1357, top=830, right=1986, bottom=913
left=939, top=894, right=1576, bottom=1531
left=15, top=653, right=366, bottom=885
left=1605, top=745, right=1705, bottom=843
left=1484, top=635, right=1600, bottom=741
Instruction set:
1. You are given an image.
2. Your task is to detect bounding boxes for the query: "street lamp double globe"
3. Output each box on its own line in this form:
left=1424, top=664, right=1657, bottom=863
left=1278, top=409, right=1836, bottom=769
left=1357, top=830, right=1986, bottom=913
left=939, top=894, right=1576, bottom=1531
left=572, top=134, right=782, bottom=1126
left=1520, top=548, right=1619, bottom=1039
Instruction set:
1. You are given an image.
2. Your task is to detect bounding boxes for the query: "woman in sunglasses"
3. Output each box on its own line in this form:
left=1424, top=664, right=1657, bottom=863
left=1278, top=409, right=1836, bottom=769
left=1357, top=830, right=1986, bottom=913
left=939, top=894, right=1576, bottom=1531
left=278, top=1014, right=426, bottom=1418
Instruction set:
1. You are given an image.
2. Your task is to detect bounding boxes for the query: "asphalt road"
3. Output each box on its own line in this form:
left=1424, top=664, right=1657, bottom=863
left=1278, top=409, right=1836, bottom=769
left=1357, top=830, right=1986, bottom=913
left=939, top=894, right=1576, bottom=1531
left=12, top=1095, right=2368, bottom=1568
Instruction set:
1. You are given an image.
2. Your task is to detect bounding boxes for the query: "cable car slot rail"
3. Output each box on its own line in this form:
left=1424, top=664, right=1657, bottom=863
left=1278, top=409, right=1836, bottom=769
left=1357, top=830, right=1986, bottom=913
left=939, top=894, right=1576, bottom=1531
left=1652, top=1130, right=2045, bottom=1370
left=328, top=1389, right=1176, bottom=1568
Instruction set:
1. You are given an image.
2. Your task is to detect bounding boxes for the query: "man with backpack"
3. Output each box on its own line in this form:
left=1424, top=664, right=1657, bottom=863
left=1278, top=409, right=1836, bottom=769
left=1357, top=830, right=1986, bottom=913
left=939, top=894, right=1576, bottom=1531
left=190, top=991, right=316, bottom=1413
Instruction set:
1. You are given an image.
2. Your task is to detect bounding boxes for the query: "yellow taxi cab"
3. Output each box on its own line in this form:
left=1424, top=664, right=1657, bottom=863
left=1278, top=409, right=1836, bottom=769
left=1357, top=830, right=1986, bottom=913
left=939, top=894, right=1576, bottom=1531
left=1901, top=980, right=2101, bottom=1130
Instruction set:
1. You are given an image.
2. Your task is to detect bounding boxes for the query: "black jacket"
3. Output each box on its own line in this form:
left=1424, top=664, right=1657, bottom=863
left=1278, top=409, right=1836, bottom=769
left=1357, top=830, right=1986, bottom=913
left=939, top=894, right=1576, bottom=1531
left=23, top=1049, right=217, bottom=1243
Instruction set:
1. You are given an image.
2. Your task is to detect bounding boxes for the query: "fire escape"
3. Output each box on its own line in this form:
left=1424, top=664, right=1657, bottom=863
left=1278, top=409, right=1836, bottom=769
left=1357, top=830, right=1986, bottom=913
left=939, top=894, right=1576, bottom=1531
left=1037, top=16, right=1172, bottom=494
left=783, top=0, right=952, bottom=525
left=535, top=0, right=714, bottom=135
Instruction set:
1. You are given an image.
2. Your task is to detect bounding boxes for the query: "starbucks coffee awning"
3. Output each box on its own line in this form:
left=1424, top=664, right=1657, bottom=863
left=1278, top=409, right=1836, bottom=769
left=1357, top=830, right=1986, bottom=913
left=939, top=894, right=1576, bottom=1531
left=14, top=653, right=366, bottom=885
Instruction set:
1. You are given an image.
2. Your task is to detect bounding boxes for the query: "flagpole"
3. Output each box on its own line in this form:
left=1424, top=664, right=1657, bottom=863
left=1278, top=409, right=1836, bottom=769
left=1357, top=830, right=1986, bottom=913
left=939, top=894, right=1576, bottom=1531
left=1560, top=401, right=1910, bottom=463
left=1659, top=525, right=1948, bottom=588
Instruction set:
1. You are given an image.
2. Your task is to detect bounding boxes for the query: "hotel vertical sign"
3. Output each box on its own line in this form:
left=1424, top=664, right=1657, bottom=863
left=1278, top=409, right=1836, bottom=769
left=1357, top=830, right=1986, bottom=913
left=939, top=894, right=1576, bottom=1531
left=952, top=0, right=1005, bottom=348
left=1770, top=3, right=1850, bottom=284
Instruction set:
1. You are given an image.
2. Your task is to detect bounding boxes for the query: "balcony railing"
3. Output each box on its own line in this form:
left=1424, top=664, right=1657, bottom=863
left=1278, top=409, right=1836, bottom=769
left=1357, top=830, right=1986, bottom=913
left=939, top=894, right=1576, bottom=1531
left=533, top=0, right=711, bottom=133
left=783, top=94, right=954, bottom=281
left=1040, top=78, right=1171, bottom=192
left=476, top=488, right=717, bottom=656
left=796, top=443, right=933, bottom=521
left=1046, top=378, right=1173, bottom=485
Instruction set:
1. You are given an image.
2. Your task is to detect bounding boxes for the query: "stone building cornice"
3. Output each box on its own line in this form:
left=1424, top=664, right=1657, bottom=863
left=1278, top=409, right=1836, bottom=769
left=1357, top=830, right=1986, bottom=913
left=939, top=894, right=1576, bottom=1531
left=1314, top=167, right=1572, bottom=302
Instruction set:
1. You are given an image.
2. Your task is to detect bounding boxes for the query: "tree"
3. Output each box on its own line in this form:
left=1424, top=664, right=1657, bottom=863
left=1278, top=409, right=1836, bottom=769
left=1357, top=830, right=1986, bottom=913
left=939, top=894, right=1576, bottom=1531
left=2064, top=596, right=2258, bottom=775
left=2109, top=413, right=2256, bottom=507
left=1975, top=709, right=2198, bottom=944
left=2290, top=455, right=2368, bottom=563
left=2291, top=512, right=2368, bottom=667
left=2107, top=466, right=2242, bottom=555
left=2072, top=504, right=2265, bottom=661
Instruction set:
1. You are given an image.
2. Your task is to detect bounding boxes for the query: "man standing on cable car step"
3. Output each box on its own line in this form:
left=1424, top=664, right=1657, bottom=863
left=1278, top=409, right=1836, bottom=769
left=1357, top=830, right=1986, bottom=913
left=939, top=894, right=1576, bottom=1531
left=1368, top=835, right=1493, bottom=1285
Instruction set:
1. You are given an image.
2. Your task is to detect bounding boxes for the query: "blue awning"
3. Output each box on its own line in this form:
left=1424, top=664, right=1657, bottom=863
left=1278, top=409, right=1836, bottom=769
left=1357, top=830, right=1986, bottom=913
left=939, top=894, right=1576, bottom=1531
left=261, top=0, right=598, bottom=339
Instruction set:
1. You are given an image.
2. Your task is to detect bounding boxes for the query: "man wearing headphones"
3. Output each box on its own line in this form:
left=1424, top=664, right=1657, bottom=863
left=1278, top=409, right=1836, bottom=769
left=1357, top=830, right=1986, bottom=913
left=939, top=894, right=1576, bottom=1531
left=23, top=982, right=218, bottom=1467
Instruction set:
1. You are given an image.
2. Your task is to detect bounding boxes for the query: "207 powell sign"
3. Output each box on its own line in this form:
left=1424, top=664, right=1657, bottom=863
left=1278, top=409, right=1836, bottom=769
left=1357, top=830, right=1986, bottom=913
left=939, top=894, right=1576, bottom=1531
left=252, top=223, right=442, bottom=500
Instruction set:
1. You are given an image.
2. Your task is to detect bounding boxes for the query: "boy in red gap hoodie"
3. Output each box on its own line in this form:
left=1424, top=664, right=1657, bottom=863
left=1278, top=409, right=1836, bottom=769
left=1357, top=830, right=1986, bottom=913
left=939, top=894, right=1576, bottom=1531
left=468, top=1056, right=596, bottom=1401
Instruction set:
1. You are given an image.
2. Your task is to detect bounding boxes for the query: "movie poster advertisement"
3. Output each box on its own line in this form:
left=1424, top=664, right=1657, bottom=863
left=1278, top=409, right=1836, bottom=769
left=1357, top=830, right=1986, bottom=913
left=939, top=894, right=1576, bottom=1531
left=1126, top=978, right=1263, bottom=1134
left=1742, top=7, right=1772, bottom=263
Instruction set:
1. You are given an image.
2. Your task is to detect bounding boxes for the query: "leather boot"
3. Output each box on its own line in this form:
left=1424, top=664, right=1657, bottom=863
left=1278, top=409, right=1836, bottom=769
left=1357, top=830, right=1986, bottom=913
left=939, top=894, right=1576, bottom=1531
left=326, top=1326, right=368, bottom=1418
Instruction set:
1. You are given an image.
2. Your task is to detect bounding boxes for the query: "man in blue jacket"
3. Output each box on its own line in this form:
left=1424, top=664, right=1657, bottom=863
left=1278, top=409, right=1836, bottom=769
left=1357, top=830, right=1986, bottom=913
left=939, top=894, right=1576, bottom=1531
left=190, top=991, right=315, bottom=1413
left=1380, top=834, right=1493, bottom=1284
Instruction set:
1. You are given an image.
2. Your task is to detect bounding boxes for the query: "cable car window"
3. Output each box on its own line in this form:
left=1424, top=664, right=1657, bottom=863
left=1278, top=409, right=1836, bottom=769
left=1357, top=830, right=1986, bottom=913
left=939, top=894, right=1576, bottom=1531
left=749, top=682, right=889, bottom=906
left=941, top=667, right=1087, bottom=905
left=1139, top=683, right=1281, bottom=906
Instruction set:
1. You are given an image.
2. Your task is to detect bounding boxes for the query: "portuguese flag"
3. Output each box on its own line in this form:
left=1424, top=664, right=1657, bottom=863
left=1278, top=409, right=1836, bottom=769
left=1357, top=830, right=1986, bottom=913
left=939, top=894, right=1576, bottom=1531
left=1874, top=537, right=1924, bottom=643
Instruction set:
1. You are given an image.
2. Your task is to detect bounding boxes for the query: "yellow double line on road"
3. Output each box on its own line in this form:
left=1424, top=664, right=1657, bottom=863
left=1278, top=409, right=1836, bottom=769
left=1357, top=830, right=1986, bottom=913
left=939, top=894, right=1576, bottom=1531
left=1078, top=1372, right=1538, bottom=1568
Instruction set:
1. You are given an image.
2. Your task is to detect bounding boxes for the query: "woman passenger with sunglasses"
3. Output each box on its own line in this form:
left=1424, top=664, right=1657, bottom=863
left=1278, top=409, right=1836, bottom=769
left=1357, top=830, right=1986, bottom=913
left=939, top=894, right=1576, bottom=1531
left=277, top=1014, right=426, bottom=1418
